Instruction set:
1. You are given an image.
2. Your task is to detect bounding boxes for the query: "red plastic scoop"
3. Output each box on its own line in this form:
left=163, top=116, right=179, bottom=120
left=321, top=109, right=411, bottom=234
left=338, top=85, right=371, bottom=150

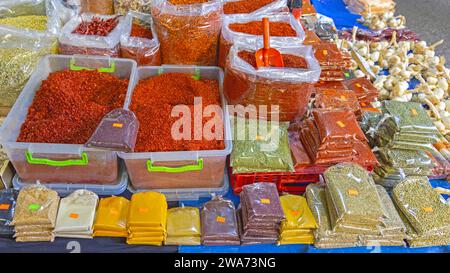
left=255, top=18, right=284, bottom=68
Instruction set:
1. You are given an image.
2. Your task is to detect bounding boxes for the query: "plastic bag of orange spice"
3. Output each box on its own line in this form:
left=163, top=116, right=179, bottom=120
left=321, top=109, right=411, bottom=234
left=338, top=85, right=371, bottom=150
left=223, top=0, right=288, bottom=15
left=223, top=43, right=321, bottom=122
left=151, top=0, right=222, bottom=65
left=218, top=12, right=305, bottom=69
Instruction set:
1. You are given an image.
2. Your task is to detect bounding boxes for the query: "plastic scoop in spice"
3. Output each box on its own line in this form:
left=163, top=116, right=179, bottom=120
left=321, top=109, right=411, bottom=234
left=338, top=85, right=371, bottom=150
left=255, top=18, right=284, bottom=68
left=86, top=109, right=139, bottom=152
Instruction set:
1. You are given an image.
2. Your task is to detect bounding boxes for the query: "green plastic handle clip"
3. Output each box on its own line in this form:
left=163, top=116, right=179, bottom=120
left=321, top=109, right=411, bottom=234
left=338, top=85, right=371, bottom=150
left=69, top=59, right=116, bottom=73
left=25, top=151, right=89, bottom=167
left=192, top=68, right=200, bottom=80
left=147, top=158, right=204, bottom=173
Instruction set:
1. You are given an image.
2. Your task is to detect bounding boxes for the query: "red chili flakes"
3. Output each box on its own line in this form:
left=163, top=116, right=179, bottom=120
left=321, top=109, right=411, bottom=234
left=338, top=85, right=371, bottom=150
left=168, top=0, right=208, bottom=4
left=130, top=73, right=224, bottom=152
left=229, top=21, right=297, bottom=36
left=223, top=0, right=275, bottom=14
left=73, top=16, right=119, bottom=36
left=130, top=23, right=153, bottom=39
left=17, top=70, right=128, bottom=144
left=238, top=50, right=308, bottom=69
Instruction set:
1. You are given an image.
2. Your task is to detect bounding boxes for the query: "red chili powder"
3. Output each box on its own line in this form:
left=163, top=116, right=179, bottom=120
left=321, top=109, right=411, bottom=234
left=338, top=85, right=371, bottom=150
left=168, top=0, right=208, bottom=4
left=130, top=23, right=153, bottom=39
left=73, top=16, right=119, bottom=36
left=229, top=21, right=297, bottom=36
left=130, top=73, right=224, bottom=152
left=17, top=70, right=128, bottom=144
left=237, top=50, right=308, bottom=69
left=223, top=0, right=275, bottom=14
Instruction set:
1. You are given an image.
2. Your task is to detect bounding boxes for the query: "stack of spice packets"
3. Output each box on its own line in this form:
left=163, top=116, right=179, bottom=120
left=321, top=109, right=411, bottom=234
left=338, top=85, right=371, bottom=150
left=12, top=186, right=60, bottom=242
left=308, top=163, right=406, bottom=248
left=54, top=190, right=98, bottom=239
left=201, top=196, right=240, bottom=246
left=165, top=206, right=201, bottom=246
left=313, top=42, right=352, bottom=81
left=305, top=184, right=359, bottom=248
left=93, top=196, right=130, bottom=238
left=299, top=109, right=377, bottom=167
left=278, top=194, right=317, bottom=245
left=238, top=183, right=284, bottom=245
left=127, top=192, right=167, bottom=246
left=314, top=88, right=361, bottom=116
left=393, top=176, right=450, bottom=247
left=0, top=189, right=18, bottom=238
left=373, top=147, right=435, bottom=189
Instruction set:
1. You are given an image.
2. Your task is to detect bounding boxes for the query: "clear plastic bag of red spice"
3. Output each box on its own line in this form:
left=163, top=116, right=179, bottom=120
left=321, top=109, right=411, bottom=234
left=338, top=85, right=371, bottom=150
left=58, top=13, right=131, bottom=57
left=79, top=0, right=115, bottom=15
left=219, top=12, right=305, bottom=68
left=151, top=0, right=222, bottom=66
left=120, top=11, right=161, bottom=66
left=223, top=42, right=321, bottom=122
left=222, top=0, right=288, bottom=15
left=314, top=89, right=361, bottom=114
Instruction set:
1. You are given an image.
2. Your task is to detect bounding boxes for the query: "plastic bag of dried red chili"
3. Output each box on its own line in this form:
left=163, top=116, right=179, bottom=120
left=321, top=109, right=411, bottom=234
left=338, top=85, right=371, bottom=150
left=223, top=42, right=321, bottom=122
left=218, top=12, right=305, bottom=69
left=151, top=0, right=222, bottom=66
left=58, top=13, right=131, bottom=57
left=120, top=11, right=161, bottom=66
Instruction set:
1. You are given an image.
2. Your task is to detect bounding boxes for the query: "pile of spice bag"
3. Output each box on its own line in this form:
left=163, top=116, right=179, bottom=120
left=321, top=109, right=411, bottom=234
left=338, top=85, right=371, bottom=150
left=393, top=176, right=450, bottom=247
left=165, top=207, right=201, bottom=246
left=201, top=196, right=240, bottom=246
left=54, top=190, right=98, bottom=239
left=11, top=185, right=60, bottom=242
left=127, top=192, right=167, bottom=246
left=93, top=196, right=129, bottom=237
left=313, top=42, right=353, bottom=81
left=278, top=194, right=317, bottom=245
left=366, top=101, right=450, bottom=187
left=238, top=183, right=284, bottom=245
left=299, top=109, right=377, bottom=167
left=305, top=163, right=406, bottom=248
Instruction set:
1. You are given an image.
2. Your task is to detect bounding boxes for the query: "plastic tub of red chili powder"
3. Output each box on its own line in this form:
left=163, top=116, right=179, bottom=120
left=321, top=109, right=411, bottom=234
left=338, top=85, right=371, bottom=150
left=59, top=13, right=131, bottom=57
left=0, top=55, right=137, bottom=184
left=222, top=0, right=288, bottom=15
left=218, top=12, right=305, bottom=68
left=151, top=0, right=222, bottom=65
left=118, top=66, right=232, bottom=192
left=223, top=43, right=321, bottom=122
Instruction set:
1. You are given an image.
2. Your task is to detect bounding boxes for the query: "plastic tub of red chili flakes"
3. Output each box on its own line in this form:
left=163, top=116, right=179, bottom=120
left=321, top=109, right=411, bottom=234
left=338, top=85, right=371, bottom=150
left=118, top=65, right=232, bottom=192
left=223, top=43, right=321, bottom=122
left=222, top=0, right=288, bottom=15
left=218, top=12, right=305, bottom=68
left=59, top=13, right=131, bottom=57
left=0, top=55, right=137, bottom=184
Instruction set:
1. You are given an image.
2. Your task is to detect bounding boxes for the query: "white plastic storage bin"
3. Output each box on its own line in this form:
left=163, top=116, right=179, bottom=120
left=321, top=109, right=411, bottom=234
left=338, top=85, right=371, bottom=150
left=119, top=65, right=232, bottom=191
left=0, top=55, right=137, bottom=184
left=128, top=167, right=230, bottom=201
left=13, top=163, right=129, bottom=197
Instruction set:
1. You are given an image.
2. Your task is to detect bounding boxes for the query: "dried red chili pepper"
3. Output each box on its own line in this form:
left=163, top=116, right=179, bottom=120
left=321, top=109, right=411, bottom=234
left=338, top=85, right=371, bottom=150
left=130, top=73, right=224, bottom=152
left=223, top=0, right=275, bottom=14
left=17, top=70, right=128, bottom=144
left=73, top=16, right=119, bottom=36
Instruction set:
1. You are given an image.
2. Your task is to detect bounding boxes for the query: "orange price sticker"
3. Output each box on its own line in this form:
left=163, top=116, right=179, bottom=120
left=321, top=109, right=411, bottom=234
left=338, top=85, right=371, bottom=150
left=323, top=50, right=328, bottom=56
left=139, top=208, right=149, bottom=213
left=0, top=204, right=10, bottom=210
left=423, top=207, right=433, bottom=213
left=355, top=83, right=362, bottom=88
left=70, top=213, right=79, bottom=219
left=216, top=216, right=226, bottom=223
left=411, top=109, right=418, bottom=116
left=261, top=198, right=271, bottom=204
left=113, top=123, right=123, bottom=128
left=336, top=121, right=346, bottom=128
left=348, top=189, right=359, bottom=197
left=291, top=210, right=300, bottom=216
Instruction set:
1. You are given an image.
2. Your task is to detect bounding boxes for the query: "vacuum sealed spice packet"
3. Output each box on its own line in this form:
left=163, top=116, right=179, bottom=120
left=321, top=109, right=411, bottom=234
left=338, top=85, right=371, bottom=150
left=114, top=0, right=153, bottom=15
left=165, top=206, right=201, bottom=246
left=59, top=13, right=130, bottom=57
left=93, top=197, right=129, bottom=237
left=393, top=176, right=450, bottom=236
left=219, top=12, right=304, bottom=68
left=314, top=89, right=361, bottom=114
left=0, top=189, right=18, bottom=237
left=231, top=117, right=295, bottom=174
left=151, top=0, right=222, bottom=65
left=86, top=109, right=139, bottom=152
left=201, top=196, right=240, bottom=245
left=223, top=0, right=288, bottom=15
left=120, top=11, right=161, bottom=66
left=241, top=183, right=284, bottom=222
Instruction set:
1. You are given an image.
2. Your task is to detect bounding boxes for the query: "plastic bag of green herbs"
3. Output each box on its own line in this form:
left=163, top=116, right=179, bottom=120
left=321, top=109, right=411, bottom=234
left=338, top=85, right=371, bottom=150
left=378, top=147, right=433, bottom=168
left=324, top=163, right=385, bottom=225
left=376, top=185, right=406, bottom=234
left=382, top=101, right=440, bottom=135
left=0, top=27, right=54, bottom=108
left=393, top=176, right=450, bottom=236
left=230, top=117, right=294, bottom=174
